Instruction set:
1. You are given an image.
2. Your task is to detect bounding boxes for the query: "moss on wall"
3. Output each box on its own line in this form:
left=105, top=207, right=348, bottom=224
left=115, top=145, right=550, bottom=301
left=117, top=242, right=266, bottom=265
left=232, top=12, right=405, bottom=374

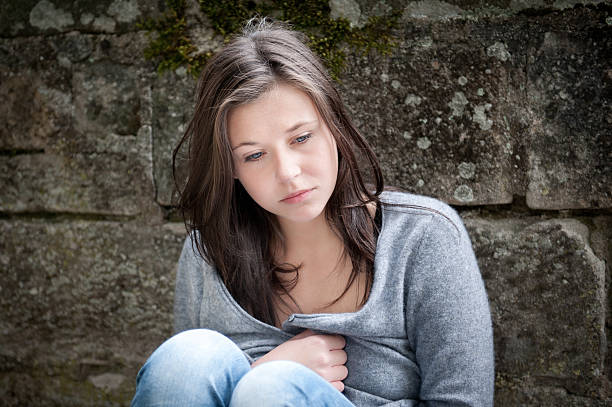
left=139, top=0, right=401, bottom=78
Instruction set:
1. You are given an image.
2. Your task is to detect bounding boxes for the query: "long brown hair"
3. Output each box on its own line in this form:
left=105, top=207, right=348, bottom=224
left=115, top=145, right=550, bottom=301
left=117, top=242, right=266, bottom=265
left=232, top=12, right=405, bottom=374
left=173, top=18, right=384, bottom=326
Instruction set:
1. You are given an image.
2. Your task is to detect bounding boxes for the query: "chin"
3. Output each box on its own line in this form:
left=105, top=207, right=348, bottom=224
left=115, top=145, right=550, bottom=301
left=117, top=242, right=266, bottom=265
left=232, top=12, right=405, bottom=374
left=277, top=205, right=326, bottom=224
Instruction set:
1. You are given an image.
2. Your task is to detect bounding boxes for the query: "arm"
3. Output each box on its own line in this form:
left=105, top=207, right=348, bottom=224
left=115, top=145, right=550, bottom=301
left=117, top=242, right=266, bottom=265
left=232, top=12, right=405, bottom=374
left=173, top=236, right=205, bottom=334
left=405, top=215, right=494, bottom=406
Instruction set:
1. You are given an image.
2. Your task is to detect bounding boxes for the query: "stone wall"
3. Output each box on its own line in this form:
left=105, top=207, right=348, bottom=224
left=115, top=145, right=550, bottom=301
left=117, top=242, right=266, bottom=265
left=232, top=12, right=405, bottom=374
left=1, top=0, right=610, bottom=405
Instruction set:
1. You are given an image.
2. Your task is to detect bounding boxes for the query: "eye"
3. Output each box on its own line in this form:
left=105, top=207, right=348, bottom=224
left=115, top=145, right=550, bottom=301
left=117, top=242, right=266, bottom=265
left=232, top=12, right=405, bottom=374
left=294, top=133, right=311, bottom=144
left=244, top=152, right=263, bottom=162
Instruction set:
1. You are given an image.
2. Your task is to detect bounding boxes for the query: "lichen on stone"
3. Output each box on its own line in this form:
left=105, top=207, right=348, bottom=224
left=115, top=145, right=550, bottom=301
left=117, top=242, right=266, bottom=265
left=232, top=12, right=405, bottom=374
left=29, top=0, right=74, bottom=31
left=107, top=0, right=142, bottom=24
left=454, top=184, right=474, bottom=202
left=458, top=162, right=476, bottom=179
left=448, top=91, right=469, bottom=118
left=487, top=41, right=511, bottom=62
left=417, top=137, right=431, bottom=150
left=472, top=104, right=493, bottom=130
left=404, top=93, right=422, bottom=107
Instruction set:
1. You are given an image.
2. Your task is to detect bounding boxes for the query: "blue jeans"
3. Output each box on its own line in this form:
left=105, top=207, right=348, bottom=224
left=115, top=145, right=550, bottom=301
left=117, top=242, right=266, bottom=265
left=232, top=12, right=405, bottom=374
left=131, top=329, right=356, bottom=406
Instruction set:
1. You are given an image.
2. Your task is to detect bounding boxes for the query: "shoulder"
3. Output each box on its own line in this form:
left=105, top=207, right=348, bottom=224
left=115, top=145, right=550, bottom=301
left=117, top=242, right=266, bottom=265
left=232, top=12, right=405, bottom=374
left=379, top=190, right=465, bottom=239
left=178, top=232, right=215, bottom=275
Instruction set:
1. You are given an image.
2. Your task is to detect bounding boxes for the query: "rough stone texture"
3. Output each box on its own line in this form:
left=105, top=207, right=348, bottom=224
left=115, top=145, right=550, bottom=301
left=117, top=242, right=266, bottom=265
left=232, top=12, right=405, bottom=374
left=330, top=0, right=364, bottom=28
left=524, top=25, right=611, bottom=209
left=340, top=4, right=611, bottom=209
left=0, top=0, right=164, bottom=37
left=0, top=1, right=610, bottom=405
left=465, top=217, right=607, bottom=400
left=151, top=71, right=195, bottom=206
left=0, top=219, right=186, bottom=406
left=0, top=151, right=154, bottom=216
left=590, top=217, right=612, bottom=392
left=0, top=34, right=160, bottom=217
left=340, top=23, right=519, bottom=205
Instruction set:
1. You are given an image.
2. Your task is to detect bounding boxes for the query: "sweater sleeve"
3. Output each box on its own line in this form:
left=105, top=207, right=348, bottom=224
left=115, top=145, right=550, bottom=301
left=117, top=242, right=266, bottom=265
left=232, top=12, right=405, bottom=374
left=173, top=236, right=205, bottom=334
left=405, top=215, right=494, bottom=407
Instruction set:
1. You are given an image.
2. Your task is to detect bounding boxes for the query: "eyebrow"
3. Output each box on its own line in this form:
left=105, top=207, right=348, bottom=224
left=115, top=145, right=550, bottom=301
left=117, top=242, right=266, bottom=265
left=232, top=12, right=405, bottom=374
left=285, top=120, right=318, bottom=134
left=231, top=120, right=318, bottom=151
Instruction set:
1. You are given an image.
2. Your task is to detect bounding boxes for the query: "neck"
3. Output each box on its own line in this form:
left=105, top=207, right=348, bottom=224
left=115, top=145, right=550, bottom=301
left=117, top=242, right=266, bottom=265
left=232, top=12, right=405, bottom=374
left=276, top=212, right=345, bottom=273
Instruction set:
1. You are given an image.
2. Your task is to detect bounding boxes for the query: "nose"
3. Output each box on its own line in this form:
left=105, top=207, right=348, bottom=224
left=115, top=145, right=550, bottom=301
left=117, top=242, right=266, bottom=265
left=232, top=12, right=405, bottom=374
left=275, top=150, right=301, bottom=182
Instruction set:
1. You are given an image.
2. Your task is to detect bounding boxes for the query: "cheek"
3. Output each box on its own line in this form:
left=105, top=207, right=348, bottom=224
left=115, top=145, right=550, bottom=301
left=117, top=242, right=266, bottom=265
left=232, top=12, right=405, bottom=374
left=236, top=169, right=272, bottom=203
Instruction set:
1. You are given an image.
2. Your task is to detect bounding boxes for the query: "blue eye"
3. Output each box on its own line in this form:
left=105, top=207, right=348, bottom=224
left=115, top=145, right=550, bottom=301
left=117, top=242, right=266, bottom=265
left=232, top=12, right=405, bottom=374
left=245, top=152, right=263, bottom=162
left=295, top=134, right=311, bottom=144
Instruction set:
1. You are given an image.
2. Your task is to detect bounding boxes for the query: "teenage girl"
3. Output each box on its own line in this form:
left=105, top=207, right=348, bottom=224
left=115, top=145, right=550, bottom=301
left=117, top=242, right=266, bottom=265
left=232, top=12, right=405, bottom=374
left=131, top=18, right=494, bottom=407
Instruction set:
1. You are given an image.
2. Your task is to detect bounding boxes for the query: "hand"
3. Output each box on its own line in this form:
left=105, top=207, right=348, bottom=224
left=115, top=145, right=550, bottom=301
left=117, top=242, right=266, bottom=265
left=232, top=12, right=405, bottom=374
left=251, top=329, right=348, bottom=391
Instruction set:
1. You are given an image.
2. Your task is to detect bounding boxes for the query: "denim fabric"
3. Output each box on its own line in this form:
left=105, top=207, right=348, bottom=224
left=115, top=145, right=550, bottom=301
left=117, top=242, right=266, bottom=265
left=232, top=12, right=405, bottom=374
left=131, top=329, right=355, bottom=407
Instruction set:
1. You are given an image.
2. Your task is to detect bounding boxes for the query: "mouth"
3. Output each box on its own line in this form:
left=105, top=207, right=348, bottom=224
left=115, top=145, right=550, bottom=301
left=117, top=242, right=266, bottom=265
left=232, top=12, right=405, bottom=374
left=281, top=188, right=314, bottom=203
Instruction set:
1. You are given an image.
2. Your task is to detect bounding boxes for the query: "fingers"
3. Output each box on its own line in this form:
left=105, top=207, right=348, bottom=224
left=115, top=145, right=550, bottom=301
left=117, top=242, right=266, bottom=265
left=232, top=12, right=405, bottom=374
left=320, top=363, right=349, bottom=382
left=330, top=380, right=345, bottom=392
left=328, top=349, right=347, bottom=366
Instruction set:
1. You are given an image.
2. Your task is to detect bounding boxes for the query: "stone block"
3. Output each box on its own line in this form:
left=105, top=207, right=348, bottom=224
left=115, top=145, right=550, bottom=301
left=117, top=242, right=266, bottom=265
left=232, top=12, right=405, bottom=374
left=0, top=150, right=155, bottom=216
left=524, top=22, right=611, bottom=209
left=0, top=0, right=165, bottom=37
left=0, top=69, right=72, bottom=151
left=0, top=36, right=73, bottom=151
left=0, top=39, right=159, bottom=217
left=495, top=379, right=610, bottom=407
left=465, top=217, right=606, bottom=398
left=0, top=219, right=186, bottom=405
left=339, top=22, right=518, bottom=205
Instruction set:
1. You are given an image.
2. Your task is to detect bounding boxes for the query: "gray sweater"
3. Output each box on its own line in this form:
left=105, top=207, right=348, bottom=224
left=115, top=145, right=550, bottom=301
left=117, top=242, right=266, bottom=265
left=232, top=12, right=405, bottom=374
left=174, top=191, right=494, bottom=406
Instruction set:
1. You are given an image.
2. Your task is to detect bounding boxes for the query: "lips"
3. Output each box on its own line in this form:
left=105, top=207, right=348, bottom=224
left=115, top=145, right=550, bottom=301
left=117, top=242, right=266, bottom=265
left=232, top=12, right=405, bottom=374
left=281, top=188, right=314, bottom=203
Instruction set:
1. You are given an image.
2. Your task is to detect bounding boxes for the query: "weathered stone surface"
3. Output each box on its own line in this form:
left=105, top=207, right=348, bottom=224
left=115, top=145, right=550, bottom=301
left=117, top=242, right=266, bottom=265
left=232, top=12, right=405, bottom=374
left=590, top=216, right=612, bottom=392
left=402, top=0, right=464, bottom=20
left=340, top=5, right=610, bottom=208
left=0, top=69, right=72, bottom=151
left=465, top=217, right=606, bottom=399
left=0, top=36, right=73, bottom=151
left=495, top=380, right=610, bottom=407
left=151, top=71, right=195, bottom=206
left=73, top=62, right=143, bottom=137
left=0, top=36, right=159, bottom=217
left=330, top=0, right=364, bottom=28
left=0, top=150, right=155, bottom=216
left=524, top=22, right=611, bottom=209
left=340, top=23, right=518, bottom=205
left=0, top=219, right=186, bottom=406
left=0, top=0, right=164, bottom=37
left=464, top=5, right=612, bottom=210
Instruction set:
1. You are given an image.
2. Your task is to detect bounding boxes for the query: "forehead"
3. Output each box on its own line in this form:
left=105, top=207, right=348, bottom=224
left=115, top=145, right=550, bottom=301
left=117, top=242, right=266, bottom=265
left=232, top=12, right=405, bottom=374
left=227, top=83, right=319, bottom=144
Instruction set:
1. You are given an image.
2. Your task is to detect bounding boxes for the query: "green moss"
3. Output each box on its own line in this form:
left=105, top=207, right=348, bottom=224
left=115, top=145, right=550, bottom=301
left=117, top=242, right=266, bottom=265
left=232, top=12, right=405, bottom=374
left=140, top=0, right=401, bottom=79
left=138, top=0, right=207, bottom=76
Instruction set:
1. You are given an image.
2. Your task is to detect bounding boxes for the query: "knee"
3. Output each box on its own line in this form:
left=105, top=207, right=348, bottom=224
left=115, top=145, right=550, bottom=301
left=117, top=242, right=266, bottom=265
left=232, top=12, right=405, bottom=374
left=230, top=361, right=319, bottom=405
left=246, top=360, right=312, bottom=381
left=138, top=329, right=247, bottom=381
left=132, top=330, right=250, bottom=406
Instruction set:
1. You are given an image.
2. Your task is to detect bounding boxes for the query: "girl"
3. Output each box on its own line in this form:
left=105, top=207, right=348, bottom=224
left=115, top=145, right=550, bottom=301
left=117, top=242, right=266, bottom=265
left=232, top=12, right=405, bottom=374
left=132, top=18, right=494, bottom=407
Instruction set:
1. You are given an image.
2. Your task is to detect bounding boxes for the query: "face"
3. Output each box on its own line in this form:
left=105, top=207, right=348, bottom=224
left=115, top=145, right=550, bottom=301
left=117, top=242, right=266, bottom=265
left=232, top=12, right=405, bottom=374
left=227, top=83, right=339, bottom=227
